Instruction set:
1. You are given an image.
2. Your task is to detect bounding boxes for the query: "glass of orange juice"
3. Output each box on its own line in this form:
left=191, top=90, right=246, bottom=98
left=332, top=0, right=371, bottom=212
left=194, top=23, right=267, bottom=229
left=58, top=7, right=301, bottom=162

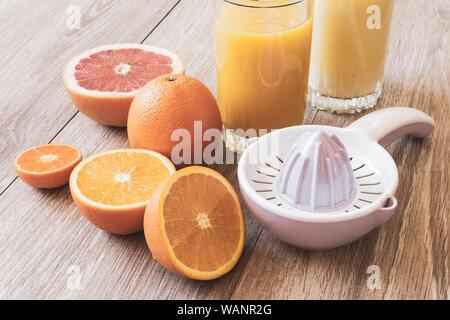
left=309, top=0, right=394, bottom=113
left=214, top=0, right=314, bottom=153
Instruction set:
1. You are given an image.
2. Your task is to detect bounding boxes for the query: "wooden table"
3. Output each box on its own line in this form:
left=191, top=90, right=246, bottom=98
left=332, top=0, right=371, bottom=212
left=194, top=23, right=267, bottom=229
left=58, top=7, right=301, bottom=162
left=0, top=0, right=448, bottom=300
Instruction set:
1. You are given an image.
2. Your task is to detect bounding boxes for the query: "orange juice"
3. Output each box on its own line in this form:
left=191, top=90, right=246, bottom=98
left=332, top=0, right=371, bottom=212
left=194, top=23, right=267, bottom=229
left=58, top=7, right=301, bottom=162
left=215, top=0, right=313, bottom=138
left=309, top=0, right=394, bottom=100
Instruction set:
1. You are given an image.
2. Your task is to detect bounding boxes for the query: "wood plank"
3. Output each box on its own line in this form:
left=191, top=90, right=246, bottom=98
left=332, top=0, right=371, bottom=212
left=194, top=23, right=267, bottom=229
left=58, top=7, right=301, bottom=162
left=231, top=0, right=449, bottom=299
left=0, top=0, right=179, bottom=193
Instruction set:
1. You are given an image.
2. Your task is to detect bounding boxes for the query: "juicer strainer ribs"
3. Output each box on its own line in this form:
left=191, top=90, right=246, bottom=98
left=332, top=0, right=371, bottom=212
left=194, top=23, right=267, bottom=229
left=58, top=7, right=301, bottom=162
left=238, top=107, right=434, bottom=250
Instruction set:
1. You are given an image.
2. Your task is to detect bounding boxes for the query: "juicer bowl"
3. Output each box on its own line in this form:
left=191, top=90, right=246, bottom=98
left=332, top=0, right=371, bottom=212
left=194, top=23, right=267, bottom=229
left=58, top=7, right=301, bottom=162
left=240, top=190, right=397, bottom=250
left=238, top=126, right=399, bottom=250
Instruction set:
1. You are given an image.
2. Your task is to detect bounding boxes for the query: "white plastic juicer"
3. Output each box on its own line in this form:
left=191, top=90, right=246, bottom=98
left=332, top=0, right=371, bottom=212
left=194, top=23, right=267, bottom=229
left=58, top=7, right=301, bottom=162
left=238, top=107, right=434, bottom=250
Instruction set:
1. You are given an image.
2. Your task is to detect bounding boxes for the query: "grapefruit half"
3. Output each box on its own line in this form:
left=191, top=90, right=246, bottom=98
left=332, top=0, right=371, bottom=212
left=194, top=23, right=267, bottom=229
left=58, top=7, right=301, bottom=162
left=63, top=44, right=185, bottom=127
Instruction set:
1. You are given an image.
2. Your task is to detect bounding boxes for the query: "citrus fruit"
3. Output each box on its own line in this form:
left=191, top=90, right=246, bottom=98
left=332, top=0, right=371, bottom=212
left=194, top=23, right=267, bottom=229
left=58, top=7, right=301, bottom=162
left=69, top=149, right=175, bottom=235
left=14, top=144, right=82, bottom=189
left=63, top=44, right=185, bottom=127
left=144, top=166, right=245, bottom=280
left=127, top=74, right=222, bottom=165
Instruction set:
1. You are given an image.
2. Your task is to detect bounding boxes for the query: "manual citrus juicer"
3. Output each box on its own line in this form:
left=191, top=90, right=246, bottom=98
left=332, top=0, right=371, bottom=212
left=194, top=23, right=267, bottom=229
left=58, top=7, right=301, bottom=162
left=238, top=107, right=434, bottom=250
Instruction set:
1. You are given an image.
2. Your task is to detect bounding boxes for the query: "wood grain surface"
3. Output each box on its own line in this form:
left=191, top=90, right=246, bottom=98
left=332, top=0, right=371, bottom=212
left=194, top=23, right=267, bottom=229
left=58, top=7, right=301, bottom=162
left=0, top=0, right=448, bottom=300
left=0, top=0, right=179, bottom=193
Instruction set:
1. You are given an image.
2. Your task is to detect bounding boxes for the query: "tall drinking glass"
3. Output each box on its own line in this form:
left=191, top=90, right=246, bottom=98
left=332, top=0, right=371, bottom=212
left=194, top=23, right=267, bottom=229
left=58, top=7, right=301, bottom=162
left=214, top=0, right=313, bottom=153
left=309, top=0, right=394, bottom=113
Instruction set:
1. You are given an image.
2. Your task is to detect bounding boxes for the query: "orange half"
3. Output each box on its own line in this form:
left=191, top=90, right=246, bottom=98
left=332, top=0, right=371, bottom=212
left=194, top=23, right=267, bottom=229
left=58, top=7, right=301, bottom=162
left=70, top=149, right=175, bottom=235
left=144, top=166, right=245, bottom=280
left=14, top=144, right=82, bottom=189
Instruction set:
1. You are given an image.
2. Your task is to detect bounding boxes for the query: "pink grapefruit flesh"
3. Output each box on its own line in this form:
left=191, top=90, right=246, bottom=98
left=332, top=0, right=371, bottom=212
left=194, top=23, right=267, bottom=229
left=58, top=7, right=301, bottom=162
left=63, top=44, right=185, bottom=127
left=75, top=49, right=175, bottom=92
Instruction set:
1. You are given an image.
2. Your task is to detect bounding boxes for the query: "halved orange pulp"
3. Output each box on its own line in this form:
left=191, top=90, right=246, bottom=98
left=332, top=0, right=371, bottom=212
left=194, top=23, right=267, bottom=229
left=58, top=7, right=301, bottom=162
left=70, top=149, right=175, bottom=235
left=14, top=144, right=82, bottom=189
left=144, top=166, right=245, bottom=280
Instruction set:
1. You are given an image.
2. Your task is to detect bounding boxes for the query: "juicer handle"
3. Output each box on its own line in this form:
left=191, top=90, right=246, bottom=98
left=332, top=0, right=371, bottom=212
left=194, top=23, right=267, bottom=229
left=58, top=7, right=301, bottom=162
left=347, top=107, right=435, bottom=147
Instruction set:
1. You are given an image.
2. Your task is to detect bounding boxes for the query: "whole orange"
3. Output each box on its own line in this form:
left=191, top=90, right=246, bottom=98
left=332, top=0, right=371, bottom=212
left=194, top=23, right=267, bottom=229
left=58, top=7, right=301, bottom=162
left=127, top=74, right=222, bottom=164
